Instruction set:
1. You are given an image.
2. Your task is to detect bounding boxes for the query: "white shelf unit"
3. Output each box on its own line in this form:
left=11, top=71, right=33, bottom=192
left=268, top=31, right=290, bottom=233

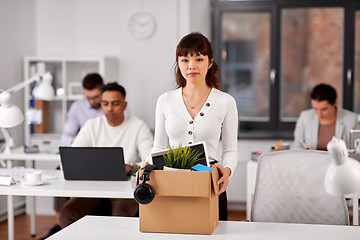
left=23, top=56, right=114, bottom=152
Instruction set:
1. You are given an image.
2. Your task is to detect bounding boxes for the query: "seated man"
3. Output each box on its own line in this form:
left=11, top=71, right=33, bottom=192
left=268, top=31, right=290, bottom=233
left=61, top=73, right=104, bottom=146
left=59, top=82, right=153, bottom=228
left=291, top=83, right=359, bottom=150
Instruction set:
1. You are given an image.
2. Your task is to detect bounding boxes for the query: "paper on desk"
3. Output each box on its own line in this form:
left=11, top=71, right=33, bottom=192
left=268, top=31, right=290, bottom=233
left=0, top=176, right=16, bottom=186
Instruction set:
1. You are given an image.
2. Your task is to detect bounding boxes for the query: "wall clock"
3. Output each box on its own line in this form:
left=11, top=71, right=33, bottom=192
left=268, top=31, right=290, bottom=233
left=128, top=11, right=156, bottom=40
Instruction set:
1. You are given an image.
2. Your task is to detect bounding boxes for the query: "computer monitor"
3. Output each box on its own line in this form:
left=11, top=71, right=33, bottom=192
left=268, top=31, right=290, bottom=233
left=349, top=129, right=360, bottom=150
left=59, top=147, right=129, bottom=181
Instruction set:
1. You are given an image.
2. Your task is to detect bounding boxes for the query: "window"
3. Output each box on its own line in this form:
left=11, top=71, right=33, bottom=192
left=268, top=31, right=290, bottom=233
left=281, top=7, right=344, bottom=120
left=221, top=12, right=270, bottom=121
left=354, top=10, right=360, bottom=113
left=213, top=0, right=359, bottom=138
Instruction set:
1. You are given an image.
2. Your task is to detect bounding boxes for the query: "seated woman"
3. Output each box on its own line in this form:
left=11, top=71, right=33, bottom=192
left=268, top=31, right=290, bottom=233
left=291, top=83, right=359, bottom=150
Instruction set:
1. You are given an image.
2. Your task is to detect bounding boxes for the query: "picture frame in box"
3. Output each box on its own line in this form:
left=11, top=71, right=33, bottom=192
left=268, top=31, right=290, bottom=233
left=151, top=141, right=209, bottom=170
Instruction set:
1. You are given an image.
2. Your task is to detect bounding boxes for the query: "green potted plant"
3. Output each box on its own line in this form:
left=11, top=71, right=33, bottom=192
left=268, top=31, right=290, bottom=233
left=129, top=165, right=141, bottom=177
left=161, top=145, right=204, bottom=170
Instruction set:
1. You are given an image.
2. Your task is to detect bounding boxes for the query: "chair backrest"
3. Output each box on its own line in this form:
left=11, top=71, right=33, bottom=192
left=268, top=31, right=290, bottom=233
left=251, top=150, right=349, bottom=225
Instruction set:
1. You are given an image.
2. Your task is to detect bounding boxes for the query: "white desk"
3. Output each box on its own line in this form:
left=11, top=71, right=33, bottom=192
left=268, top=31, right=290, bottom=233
left=0, top=146, right=60, bottom=168
left=246, top=160, right=360, bottom=225
left=48, top=215, right=360, bottom=240
left=0, top=147, right=60, bottom=239
left=0, top=169, right=134, bottom=240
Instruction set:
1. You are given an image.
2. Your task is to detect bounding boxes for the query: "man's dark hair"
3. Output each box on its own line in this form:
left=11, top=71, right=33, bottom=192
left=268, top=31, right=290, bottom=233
left=82, top=73, right=104, bottom=90
left=310, top=83, right=337, bottom=105
left=101, top=82, right=126, bottom=98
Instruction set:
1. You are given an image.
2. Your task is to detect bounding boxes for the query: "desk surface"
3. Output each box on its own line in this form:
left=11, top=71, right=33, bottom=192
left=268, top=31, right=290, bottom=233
left=48, top=215, right=360, bottom=240
left=0, top=170, right=134, bottom=198
left=0, top=147, right=60, bottom=161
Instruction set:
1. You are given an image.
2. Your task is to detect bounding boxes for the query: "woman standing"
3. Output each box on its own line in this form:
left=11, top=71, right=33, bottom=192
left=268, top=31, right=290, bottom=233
left=150, top=32, right=239, bottom=220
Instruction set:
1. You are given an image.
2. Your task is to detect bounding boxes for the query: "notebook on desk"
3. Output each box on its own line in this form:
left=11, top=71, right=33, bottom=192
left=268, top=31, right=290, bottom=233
left=59, top=147, right=129, bottom=181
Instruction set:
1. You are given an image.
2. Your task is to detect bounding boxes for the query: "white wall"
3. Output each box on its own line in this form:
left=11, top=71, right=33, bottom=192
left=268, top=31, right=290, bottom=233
left=35, top=0, right=210, bottom=129
left=0, top=0, right=36, bottom=219
left=0, top=0, right=36, bottom=147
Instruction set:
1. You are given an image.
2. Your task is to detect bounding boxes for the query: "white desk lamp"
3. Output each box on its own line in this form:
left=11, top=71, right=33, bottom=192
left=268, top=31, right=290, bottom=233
left=325, top=136, right=360, bottom=195
left=0, top=72, right=55, bottom=157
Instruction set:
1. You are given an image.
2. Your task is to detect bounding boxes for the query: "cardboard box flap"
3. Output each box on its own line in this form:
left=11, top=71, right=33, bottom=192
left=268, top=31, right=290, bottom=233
left=210, top=167, right=220, bottom=196
left=137, top=169, right=217, bottom=197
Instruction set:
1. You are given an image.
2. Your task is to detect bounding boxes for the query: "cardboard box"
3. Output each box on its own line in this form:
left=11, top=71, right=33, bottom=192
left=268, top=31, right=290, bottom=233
left=137, top=168, right=219, bottom=234
left=33, top=100, right=49, bottom=133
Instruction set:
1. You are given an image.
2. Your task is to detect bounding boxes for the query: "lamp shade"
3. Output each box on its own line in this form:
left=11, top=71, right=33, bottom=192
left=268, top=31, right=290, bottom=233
left=325, top=137, right=360, bottom=195
left=32, top=72, right=55, bottom=101
left=0, top=91, right=24, bottom=128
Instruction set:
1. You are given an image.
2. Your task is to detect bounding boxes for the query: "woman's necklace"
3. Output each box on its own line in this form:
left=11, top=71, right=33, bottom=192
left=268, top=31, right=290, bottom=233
left=183, top=88, right=211, bottom=109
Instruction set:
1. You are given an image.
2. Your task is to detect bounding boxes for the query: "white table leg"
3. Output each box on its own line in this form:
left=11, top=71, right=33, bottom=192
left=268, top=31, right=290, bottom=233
left=6, top=159, right=14, bottom=240
left=29, top=196, right=36, bottom=236
left=353, top=194, right=359, bottom=225
left=246, top=161, right=257, bottom=220
left=8, top=195, right=14, bottom=240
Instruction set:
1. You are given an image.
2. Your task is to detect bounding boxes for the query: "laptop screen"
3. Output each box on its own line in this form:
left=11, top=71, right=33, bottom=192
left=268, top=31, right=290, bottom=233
left=59, top=147, right=128, bottom=181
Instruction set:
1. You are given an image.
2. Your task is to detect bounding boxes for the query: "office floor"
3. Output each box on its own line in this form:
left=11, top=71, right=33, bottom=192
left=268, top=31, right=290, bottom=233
left=0, top=210, right=247, bottom=240
left=0, top=214, right=55, bottom=240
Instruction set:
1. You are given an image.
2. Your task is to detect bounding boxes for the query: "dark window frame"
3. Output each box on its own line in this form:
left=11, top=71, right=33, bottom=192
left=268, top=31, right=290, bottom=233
left=213, top=0, right=360, bottom=139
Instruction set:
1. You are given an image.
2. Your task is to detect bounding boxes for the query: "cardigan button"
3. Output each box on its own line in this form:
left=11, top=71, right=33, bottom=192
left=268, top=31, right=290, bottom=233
left=188, top=131, right=193, bottom=135
left=188, top=142, right=192, bottom=145
left=200, top=112, right=204, bottom=116
left=189, top=120, right=193, bottom=124
left=206, top=103, right=210, bottom=107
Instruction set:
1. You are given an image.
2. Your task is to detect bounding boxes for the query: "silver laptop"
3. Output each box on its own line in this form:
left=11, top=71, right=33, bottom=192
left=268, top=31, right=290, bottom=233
left=59, top=147, right=128, bottom=181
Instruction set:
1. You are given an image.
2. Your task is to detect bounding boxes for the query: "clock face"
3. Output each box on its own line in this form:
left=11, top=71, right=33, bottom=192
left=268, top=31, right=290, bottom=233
left=128, top=12, right=156, bottom=40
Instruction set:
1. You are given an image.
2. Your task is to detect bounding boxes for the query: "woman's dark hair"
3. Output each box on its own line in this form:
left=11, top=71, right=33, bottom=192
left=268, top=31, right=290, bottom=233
left=82, top=73, right=104, bottom=90
left=310, top=83, right=337, bottom=105
left=175, top=32, right=220, bottom=89
left=101, top=82, right=126, bottom=98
